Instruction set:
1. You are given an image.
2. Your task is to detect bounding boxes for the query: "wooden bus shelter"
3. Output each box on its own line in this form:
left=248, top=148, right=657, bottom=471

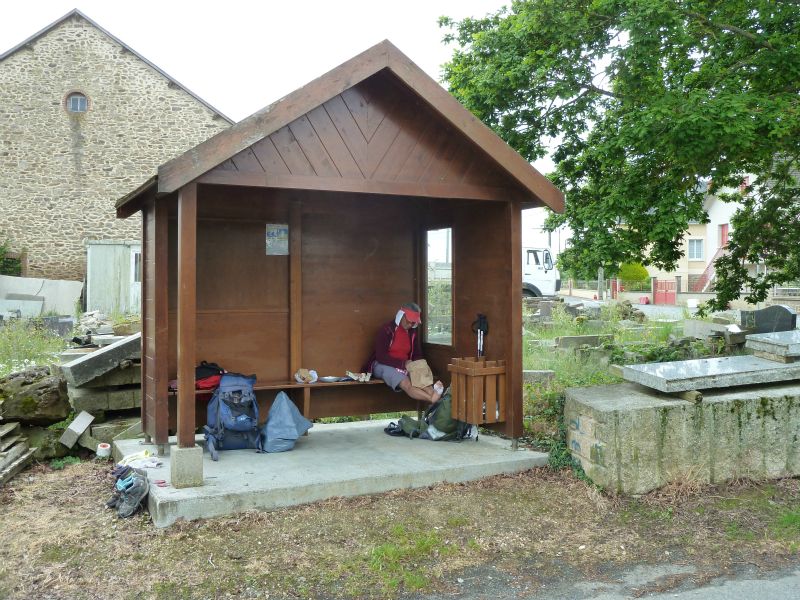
left=116, top=40, right=563, bottom=482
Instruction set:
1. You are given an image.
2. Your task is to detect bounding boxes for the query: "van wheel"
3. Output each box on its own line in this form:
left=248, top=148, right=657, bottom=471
left=523, top=289, right=537, bottom=298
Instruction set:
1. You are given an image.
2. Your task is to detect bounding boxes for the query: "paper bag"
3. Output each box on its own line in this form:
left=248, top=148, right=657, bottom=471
left=407, top=359, right=434, bottom=388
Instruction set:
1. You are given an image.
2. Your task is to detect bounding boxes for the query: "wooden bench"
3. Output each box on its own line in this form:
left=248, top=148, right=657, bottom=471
left=170, top=378, right=423, bottom=429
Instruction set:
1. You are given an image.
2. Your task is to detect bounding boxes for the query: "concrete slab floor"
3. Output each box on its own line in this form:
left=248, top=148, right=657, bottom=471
left=114, top=420, right=548, bottom=528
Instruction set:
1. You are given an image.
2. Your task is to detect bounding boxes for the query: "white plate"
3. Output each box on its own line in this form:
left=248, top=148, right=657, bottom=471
left=318, top=376, right=341, bottom=383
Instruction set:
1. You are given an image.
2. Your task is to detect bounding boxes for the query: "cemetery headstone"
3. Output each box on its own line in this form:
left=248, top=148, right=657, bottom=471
left=740, top=304, right=797, bottom=334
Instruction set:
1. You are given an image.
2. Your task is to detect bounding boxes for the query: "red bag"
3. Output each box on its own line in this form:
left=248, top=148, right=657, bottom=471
left=195, top=374, right=222, bottom=390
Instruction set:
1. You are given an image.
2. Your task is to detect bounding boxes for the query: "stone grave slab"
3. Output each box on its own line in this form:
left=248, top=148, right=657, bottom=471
left=60, top=333, right=141, bottom=387
left=622, top=355, right=800, bottom=392
left=745, top=330, right=800, bottom=357
left=740, top=304, right=797, bottom=334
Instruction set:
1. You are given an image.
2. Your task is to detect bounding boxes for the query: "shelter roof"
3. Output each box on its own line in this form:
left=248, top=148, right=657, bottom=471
left=117, top=40, right=563, bottom=215
left=0, top=9, right=233, bottom=124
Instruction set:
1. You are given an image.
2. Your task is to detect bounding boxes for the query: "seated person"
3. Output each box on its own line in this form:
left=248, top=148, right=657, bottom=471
left=363, top=302, right=444, bottom=404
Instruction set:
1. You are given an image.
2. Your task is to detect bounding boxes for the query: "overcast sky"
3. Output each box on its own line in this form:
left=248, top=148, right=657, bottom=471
left=1, top=0, right=555, bottom=240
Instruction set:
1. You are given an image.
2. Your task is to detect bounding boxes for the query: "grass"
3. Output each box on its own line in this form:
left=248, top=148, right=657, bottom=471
left=1, top=462, right=799, bottom=599
left=0, top=318, right=67, bottom=378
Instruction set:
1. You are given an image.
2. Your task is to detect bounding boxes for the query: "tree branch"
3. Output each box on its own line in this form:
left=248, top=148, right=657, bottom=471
left=685, top=11, right=775, bottom=50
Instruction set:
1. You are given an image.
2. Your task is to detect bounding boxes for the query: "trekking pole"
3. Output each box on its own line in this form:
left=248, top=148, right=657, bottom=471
left=472, top=314, right=489, bottom=357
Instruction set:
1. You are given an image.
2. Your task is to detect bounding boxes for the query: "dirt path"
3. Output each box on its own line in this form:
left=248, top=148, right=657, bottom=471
left=1, top=461, right=798, bottom=599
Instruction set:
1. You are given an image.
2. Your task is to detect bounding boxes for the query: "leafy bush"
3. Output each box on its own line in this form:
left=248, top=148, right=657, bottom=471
left=618, top=262, right=649, bottom=282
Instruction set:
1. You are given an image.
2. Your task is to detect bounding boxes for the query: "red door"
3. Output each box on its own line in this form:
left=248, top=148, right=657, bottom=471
left=654, top=279, right=676, bottom=305
left=720, top=224, right=729, bottom=247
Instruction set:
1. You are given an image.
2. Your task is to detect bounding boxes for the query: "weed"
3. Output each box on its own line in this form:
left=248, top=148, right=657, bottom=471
left=0, top=318, right=67, bottom=377
left=772, top=509, right=800, bottom=538
left=50, top=456, right=81, bottom=470
left=725, top=520, right=756, bottom=541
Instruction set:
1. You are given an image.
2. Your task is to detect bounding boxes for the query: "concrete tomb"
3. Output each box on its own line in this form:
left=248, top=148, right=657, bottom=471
left=566, top=382, right=800, bottom=494
left=622, top=355, right=800, bottom=392
left=746, top=330, right=800, bottom=358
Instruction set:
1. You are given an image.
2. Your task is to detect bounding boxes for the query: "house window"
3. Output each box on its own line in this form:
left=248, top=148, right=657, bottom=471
left=66, top=92, right=88, bottom=113
left=425, top=228, right=452, bottom=346
left=133, top=251, right=142, bottom=283
left=688, top=239, right=704, bottom=260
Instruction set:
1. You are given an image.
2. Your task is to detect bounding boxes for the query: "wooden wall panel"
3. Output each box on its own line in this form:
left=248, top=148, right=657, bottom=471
left=206, top=70, right=523, bottom=196
left=301, top=193, right=417, bottom=376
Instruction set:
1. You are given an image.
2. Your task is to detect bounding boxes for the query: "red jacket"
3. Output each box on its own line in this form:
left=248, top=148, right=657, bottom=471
left=362, top=320, right=423, bottom=372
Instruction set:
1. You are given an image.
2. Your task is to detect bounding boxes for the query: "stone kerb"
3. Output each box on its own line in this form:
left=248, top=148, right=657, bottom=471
left=565, top=382, right=800, bottom=495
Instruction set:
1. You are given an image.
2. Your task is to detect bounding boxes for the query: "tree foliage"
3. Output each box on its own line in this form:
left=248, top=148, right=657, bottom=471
left=441, top=0, right=800, bottom=307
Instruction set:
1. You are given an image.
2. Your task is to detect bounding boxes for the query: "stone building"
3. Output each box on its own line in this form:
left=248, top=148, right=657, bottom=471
left=0, top=9, right=232, bottom=281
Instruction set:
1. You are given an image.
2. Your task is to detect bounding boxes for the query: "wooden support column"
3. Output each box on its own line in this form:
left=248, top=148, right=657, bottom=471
left=176, top=183, right=197, bottom=448
left=289, top=201, right=302, bottom=376
left=506, top=200, right=523, bottom=439
left=153, top=200, right=169, bottom=445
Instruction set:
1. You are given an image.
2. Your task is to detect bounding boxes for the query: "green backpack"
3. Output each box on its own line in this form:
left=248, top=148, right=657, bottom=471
left=390, top=387, right=476, bottom=441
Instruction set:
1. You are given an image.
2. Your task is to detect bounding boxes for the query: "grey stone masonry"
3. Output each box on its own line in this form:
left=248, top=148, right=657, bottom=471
left=0, top=13, right=230, bottom=280
left=623, top=355, right=800, bottom=392
left=555, top=334, right=613, bottom=349
left=523, top=370, right=556, bottom=385
left=60, top=333, right=141, bottom=387
left=566, top=382, right=800, bottom=494
left=68, top=385, right=140, bottom=413
left=746, top=330, right=800, bottom=358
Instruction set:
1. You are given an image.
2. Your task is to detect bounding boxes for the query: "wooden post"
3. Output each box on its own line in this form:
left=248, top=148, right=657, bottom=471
left=289, top=200, right=302, bottom=376
left=507, top=200, right=523, bottom=438
left=153, top=200, right=169, bottom=445
left=177, top=183, right=197, bottom=448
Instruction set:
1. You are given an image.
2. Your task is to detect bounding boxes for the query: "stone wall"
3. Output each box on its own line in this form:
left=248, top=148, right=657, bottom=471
left=0, top=13, right=230, bottom=280
left=566, top=382, right=800, bottom=494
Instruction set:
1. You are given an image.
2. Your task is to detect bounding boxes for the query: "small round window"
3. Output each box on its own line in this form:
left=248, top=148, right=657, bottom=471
left=66, top=92, right=88, bottom=113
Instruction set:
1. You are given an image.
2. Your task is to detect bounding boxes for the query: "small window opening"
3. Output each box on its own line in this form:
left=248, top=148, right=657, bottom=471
left=425, top=228, right=453, bottom=346
left=66, top=92, right=88, bottom=113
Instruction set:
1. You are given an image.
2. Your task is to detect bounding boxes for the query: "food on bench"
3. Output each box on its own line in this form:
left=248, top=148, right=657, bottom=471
left=345, top=371, right=372, bottom=382
left=294, top=368, right=318, bottom=384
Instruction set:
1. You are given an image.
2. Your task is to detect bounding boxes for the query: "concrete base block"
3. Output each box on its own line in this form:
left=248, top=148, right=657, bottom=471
left=566, top=382, right=800, bottom=494
left=58, top=411, right=94, bottom=448
left=170, top=445, right=204, bottom=489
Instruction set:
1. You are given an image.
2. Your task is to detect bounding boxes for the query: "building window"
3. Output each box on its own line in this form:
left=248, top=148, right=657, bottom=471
left=133, top=251, right=142, bottom=283
left=66, top=92, right=88, bottom=113
left=425, top=228, right=452, bottom=346
left=688, top=239, right=704, bottom=260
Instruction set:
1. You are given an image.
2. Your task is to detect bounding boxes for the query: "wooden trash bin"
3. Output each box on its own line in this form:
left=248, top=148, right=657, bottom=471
left=447, top=357, right=506, bottom=425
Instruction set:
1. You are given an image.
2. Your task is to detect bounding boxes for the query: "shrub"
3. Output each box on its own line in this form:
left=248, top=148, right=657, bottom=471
left=618, top=262, right=649, bottom=282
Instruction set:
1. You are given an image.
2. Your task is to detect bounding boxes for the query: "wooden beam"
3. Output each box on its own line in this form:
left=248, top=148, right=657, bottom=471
left=176, top=183, right=197, bottom=448
left=140, top=202, right=150, bottom=439
left=506, top=200, right=523, bottom=438
left=289, top=200, right=302, bottom=375
left=197, top=170, right=525, bottom=203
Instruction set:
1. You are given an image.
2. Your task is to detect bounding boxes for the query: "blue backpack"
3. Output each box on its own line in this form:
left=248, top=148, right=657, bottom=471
left=203, top=373, right=263, bottom=461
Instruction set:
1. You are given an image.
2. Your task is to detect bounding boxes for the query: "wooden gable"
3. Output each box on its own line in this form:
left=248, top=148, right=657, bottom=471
left=205, top=71, right=514, bottom=197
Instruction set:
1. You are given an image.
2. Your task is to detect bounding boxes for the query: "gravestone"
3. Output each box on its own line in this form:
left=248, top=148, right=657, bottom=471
left=740, top=304, right=797, bottom=334
left=539, top=301, right=553, bottom=318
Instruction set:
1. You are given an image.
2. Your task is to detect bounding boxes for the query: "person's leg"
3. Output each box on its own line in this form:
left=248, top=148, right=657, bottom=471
left=399, top=378, right=444, bottom=403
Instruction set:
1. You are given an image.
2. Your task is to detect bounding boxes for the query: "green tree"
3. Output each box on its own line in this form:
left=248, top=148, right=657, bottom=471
left=441, top=0, right=800, bottom=309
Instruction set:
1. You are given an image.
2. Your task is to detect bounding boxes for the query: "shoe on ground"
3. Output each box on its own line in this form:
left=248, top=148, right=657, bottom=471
left=117, top=474, right=150, bottom=518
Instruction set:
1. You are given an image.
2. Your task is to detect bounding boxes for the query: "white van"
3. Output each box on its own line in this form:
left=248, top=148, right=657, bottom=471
left=522, top=247, right=560, bottom=297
